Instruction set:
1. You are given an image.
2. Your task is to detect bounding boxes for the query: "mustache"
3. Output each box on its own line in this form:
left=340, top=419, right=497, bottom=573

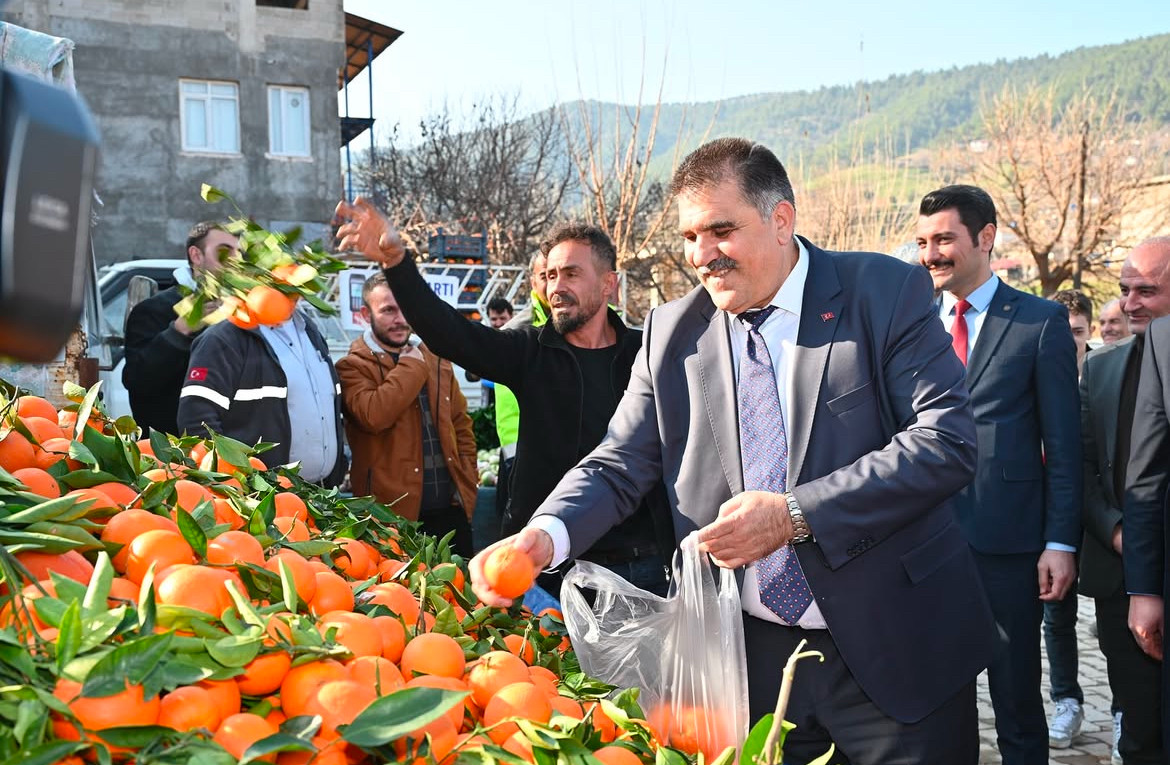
left=697, top=257, right=737, bottom=276
left=925, top=259, right=955, bottom=269
left=550, top=294, right=577, bottom=308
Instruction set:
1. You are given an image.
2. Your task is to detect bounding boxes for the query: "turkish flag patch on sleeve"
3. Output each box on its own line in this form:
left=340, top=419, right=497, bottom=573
left=188, top=367, right=209, bottom=381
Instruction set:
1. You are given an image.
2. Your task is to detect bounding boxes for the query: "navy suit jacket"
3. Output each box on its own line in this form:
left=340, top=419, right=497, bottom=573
left=948, top=281, right=1082, bottom=553
left=533, top=240, right=997, bottom=724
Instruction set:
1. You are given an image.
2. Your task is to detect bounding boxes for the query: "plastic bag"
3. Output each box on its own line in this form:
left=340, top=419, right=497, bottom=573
left=562, top=533, right=750, bottom=760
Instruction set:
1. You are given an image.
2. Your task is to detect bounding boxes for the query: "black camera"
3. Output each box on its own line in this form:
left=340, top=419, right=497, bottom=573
left=0, top=66, right=99, bottom=362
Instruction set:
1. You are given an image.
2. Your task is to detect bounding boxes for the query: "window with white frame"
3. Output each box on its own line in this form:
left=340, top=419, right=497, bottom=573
left=268, top=85, right=311, bottom=157
left=180, top=79, right=240, bottom=154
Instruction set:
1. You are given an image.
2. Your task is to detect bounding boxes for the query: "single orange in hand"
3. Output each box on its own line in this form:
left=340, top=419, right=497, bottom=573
left=482, top=544, right=536, bottom=599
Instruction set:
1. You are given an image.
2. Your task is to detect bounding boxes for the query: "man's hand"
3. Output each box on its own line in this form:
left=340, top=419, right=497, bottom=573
left=1037, top=549, right=1076, bottom=601
left=469, top=527, right=554, bottom=608
left=400, top=344, right=423, bottom=362
left=1129, top=594, right=1164, bottom=661
left=334, top=197, right=407, bottom=267
left=695, top=491, right=792, bottom=569
left=1112, top=523, right=1123, bottom=555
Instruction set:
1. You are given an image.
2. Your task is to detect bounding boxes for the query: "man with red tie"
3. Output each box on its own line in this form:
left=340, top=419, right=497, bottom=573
left=917, top=185, right=1082, bottom=765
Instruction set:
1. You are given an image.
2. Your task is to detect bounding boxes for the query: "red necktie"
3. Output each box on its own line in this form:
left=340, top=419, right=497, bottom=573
left=951, top=299, right=971, bottom=365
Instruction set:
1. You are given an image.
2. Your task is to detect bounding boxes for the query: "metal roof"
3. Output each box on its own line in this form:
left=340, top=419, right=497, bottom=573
left=340, top=12, right=402, bottom=89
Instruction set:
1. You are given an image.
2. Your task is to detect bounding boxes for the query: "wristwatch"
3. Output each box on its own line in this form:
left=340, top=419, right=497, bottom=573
left=783, top=492, right=812, bottom=543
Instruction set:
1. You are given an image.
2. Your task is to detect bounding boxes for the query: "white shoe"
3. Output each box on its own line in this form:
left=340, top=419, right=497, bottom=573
left=1048, top=698, right=1084, bottom=748
left=1112, top=710, right=1123, bottom=765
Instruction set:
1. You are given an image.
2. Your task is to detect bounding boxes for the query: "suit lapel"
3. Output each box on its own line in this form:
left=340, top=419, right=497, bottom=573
left=1098, top=338, right=1136, bottom=461
left=788, top=242, right=844, bottom=485
left=695, top=297, right=744, bottom=495
left=965, top=282, right=1018, bottom=390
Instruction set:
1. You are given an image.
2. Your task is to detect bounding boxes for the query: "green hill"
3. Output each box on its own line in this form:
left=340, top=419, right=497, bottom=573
left=558, top=32, right=1170, bottom=173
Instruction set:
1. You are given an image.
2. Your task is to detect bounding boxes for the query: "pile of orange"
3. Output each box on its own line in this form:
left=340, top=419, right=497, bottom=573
left=0, top=393, right=669, bottom=765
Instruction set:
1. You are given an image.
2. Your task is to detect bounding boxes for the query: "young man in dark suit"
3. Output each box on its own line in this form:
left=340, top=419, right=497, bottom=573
left=917, top=185, right=1082, bottom=765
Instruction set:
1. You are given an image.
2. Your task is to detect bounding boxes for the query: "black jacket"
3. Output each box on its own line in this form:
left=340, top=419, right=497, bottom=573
left=122, top=286, right=195, bottom=435
left=176, top=315, right=347, bottom=487
left=384, top=257, right=672, bottom=561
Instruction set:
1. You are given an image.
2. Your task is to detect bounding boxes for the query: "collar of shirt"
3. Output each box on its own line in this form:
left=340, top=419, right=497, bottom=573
left=939, top=273, right=999, bottom=319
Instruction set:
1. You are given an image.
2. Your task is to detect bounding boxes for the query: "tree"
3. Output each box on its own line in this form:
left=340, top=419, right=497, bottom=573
left=954, top=83, right=1166, bottom=296
left=359, top=95, right=572, bottom=264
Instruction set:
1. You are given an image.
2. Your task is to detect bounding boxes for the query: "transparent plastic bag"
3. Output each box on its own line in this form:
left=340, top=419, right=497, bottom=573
left=562, top=533, right=750, bottom=760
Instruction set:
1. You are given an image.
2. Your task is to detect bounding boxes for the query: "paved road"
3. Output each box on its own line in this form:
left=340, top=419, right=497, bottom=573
left=978, top=595, right=1117, bottom=764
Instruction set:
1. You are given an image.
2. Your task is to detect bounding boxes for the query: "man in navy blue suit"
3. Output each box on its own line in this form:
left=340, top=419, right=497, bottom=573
left=917, top=185, right=1082, bottom=765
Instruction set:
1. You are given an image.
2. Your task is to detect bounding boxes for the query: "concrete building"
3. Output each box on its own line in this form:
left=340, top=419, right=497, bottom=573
left=1, top=0, right=398, bottom=264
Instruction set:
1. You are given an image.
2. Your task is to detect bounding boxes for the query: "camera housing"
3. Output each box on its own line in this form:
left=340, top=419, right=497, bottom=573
left=0, top=66, right=99, bottom=361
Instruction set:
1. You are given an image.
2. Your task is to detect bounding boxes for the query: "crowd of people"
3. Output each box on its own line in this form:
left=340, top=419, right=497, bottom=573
left=122, top=136, right=1170, bottom=765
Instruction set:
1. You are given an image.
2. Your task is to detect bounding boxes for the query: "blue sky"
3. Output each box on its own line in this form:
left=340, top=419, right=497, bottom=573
left=341, top=0, right=1168, bottom=142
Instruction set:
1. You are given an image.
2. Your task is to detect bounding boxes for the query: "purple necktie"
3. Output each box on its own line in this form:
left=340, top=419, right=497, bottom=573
left=737, top=307, right=813, bottom=625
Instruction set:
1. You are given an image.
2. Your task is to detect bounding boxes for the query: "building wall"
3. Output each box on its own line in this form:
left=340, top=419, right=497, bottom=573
left=1, top=0, right=345, bottom=263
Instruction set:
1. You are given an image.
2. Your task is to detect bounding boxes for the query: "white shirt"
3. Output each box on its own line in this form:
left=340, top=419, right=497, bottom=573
left=937, top=273, right=1000, bottom=352
left=257, top=310, right=339, bottom=482
left=937, top=274, right=1076, bottom=554
left=532, top=238, right=827, bottom=628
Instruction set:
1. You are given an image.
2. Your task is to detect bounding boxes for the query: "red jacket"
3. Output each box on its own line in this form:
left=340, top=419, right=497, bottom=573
left=336, top=333, right=478, bottom=521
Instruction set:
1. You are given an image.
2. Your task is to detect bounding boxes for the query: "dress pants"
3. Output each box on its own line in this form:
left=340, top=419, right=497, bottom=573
left=970, top=550, right=1048, bottom=765
left=1095, top=591, right=1163, bottom=764
left=417, top=504, right=474, bottom=558
left=743, top=614, right=978, bottom=765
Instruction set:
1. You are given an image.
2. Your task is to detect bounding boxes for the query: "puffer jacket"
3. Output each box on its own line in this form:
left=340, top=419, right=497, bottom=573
left=335, top=332, right=478, bottom=521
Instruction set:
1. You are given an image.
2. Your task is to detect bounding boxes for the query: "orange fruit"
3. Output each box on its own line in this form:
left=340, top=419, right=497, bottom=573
left=108, top=576, right=139, bottom=605
left=397, top=714, right=458, bottom=763
left=276, top=737, right=349, bottom=765
left=266, top=550, right=318, bottom=604
left=100, top=508, right=179, bottom=572
left=0, top=429, right=36, bottom=472
left=363, top=581, right=421, bottom=623
left=482, top=682, right=551, bottom=744
left=372, top=614, right=406, bottom=663
left=14, top=395, right=58, bottom=422
left=173, top=478, right=213, bottom=514
left=20, top=415, right=65, bottom=445
left=280, top=659, right=348, bottom=718
left=157, top=565, right=234, bottom=617
left=273, top=492, right=309, bottom=522
left=316, top=610, right=382, bottom=657
left=35, top=437, right=75, bottom=470
left=53, top=677, right=160, bottom=731
left=199, top=678, right=243, bottom=719
left=482, top=545, right=536, bottom=599
left=207, top=530, right=265, bottom=566
left=309, top=571, right=355, bottom=616
left=549, top=695, right=584, bottom=720
left=226, top=298, right=260, bottom=330
left=214, top=712, right=279, bottom=762
left=13, top=550, right=93, bottom=586
left=333, top=538, right=372, bottom=579
left=503, top=731, right=535, bottom=762
left=246, top=285, right=298, bottom=326
left=273, top=515, right=310, bottom=543
left=467, top=651, right=530, bottom=709
left=211, top=497, right=246, bottom=530
left=90, top=481, right=139, bottom=507
left=400, top=632, right=466, bottom=679
left=303, top=679, right=376, bottom=738
left=585, top=701, right=618, bottom=743
left=63, top=487, right=119, bottom=522
left=347, top=655, right=405, bottom=695
left=504, top=633, right=535, bottom=664
left=12, top=466, right=60, bottom=498
left=406, top=675, right=473, bottom=730
left=124, top=529, right=195, bottom=584
left=57, top=409, right=100, bottom=435
left=158, top=685, right=222, bottom=732
left=265, top=612, right=295, bottom=644
left=433, top=562, right=466, bottom=594
left=527, top=670, right=558, bottom=698
left=237, top=651, right=293, bottom=696
left=594, top=746, right=643, bottom=765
